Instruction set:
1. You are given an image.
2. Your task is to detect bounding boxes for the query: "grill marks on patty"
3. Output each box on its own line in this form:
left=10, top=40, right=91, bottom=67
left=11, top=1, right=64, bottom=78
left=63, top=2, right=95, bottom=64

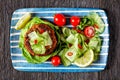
left=24, top=24, right=57, bottom=56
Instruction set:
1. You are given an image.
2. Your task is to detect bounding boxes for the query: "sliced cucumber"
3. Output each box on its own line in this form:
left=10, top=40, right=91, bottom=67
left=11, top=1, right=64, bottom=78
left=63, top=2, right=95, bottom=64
left=42, top=31, right=53, bottom=46
left=59, top=49, right=71, bottom=66
left=65, top=46, right=78, bottom=62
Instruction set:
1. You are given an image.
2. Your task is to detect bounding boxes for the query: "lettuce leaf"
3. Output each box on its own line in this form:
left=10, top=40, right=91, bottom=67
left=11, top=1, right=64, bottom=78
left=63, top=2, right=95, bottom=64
left=78, top=12, right=105, bottom=34
left=19, top=17, right=60, bottom=63
left=88, top=36, right=102, bottom=61
left=87, top=12, right=105, bottom=34
left=78, top=16, right=94, bottom=30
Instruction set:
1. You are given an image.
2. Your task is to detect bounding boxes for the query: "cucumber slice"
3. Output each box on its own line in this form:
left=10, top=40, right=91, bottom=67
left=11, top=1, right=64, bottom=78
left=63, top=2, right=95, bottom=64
left=65, top=46, right=78, bottom=62
left=59, top=49, right=71, bottom=66
left=42, top=31, right=53, bottom=46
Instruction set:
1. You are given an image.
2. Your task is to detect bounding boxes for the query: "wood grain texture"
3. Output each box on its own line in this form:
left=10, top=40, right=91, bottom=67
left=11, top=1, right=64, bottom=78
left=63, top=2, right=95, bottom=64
left=0, top=0, right=120, bottom=80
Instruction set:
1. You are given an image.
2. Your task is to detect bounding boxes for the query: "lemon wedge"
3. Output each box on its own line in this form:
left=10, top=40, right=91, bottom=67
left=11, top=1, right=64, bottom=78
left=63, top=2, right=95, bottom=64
left=74, top=49, right=94, bottom=67
left=15, top=13, right=31, bottom=30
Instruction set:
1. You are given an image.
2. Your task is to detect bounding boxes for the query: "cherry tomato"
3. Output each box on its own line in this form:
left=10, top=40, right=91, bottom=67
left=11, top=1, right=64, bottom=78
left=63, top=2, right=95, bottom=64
left=51, top=56, right=61, bottom=66
left=70, top=16, right=80, bottom=27
left=84, top=26, right=95, bottom=38
left=54, top=13, right=66, bottom=27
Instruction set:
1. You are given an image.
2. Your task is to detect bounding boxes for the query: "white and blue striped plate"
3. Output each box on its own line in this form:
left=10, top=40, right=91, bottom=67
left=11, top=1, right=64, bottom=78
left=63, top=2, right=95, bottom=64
left=10, top=8, right=109, bottom=72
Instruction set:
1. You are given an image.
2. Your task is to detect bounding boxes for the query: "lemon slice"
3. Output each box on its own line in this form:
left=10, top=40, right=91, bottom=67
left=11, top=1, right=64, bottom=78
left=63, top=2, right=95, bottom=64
left=74, top=49, right=94, bottom=67
left=15, top=13, right=31, bottom=30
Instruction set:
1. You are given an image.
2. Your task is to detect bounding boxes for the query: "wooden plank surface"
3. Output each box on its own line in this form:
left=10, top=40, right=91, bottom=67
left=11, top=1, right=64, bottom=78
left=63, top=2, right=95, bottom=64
left=0, top=0, right=119, bottom=80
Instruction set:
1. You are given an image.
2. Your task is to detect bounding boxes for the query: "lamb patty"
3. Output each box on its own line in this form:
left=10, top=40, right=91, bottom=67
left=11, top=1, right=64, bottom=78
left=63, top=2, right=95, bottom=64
left=24, top=23, right=57, bottom=56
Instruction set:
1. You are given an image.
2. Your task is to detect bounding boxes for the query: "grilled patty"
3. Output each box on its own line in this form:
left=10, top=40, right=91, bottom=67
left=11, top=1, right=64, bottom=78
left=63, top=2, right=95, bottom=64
left=24, top=24, right=57, bottom=56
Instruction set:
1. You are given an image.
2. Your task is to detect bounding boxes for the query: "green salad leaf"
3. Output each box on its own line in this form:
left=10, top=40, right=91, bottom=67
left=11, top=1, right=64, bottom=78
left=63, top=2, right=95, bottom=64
left=19, top=17, right=61, bottom=63
left=78, top=12, right=105, bottom=34
left=78, top=16, right=94, bottom=30
left=88, top=36, right=102, bottom=61
left=31, top=44, right=46, bottom=54
left=59, top=27, right=88, bottom=66
left=87, top=12, right=105, bottom=34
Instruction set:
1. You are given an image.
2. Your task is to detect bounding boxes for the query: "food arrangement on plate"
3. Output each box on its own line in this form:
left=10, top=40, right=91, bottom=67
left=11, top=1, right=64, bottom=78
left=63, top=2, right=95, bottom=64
left=15, top=12, right=105, bottom=67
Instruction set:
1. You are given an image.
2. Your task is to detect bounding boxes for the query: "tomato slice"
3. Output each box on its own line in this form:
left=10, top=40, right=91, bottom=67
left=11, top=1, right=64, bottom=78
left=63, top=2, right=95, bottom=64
left=84, top=26, right=95, bottom=38
left=54, top=13, right=66, bottom=27
left=39, top=28, right=44, bottom=34
left=34, top=39, right=38, bottom=44
left=78, top=44, right=82, bottom=49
